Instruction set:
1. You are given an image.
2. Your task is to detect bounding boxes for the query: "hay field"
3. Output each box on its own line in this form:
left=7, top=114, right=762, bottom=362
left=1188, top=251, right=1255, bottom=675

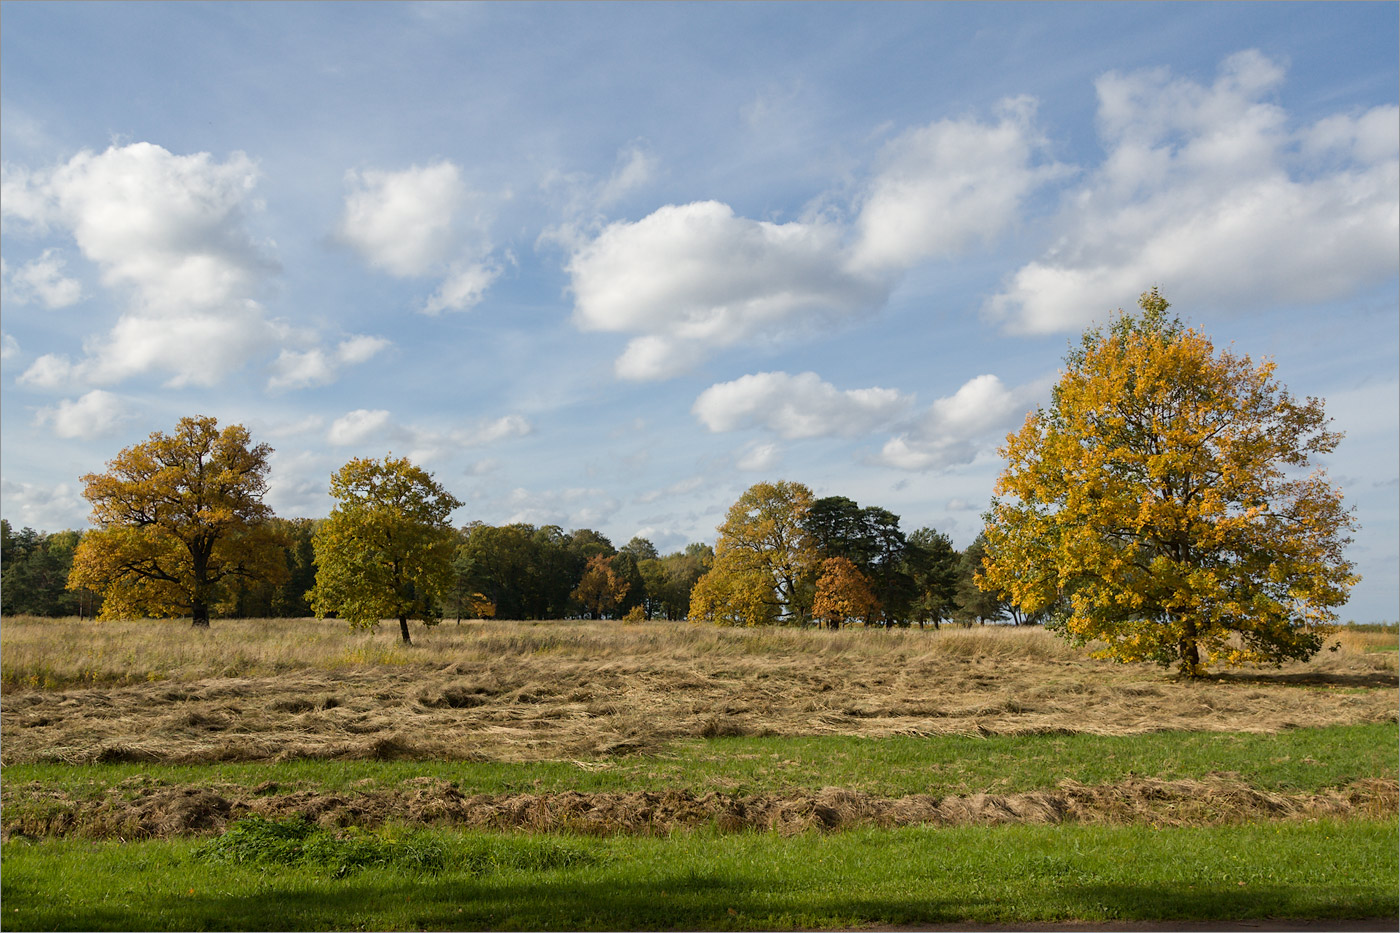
left=2, top=616, right=1395, bottom=766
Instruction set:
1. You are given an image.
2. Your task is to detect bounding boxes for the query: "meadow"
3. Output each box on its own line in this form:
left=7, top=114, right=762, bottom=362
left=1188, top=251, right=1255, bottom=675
left=1, top=616, right=1396, bottom=930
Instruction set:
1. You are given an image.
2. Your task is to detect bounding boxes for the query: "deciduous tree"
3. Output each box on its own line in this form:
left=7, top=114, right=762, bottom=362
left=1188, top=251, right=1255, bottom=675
left=309, top=455, right=462, bottom=644
left=980, top=290, right=1357, bottom=675
left=811, top=556, right=881, bottom=629
left=571, top=553, right=630, bottom=619
left=689, top=481, right=816, bottom=626
left=67, top=416, right=287, bottom=626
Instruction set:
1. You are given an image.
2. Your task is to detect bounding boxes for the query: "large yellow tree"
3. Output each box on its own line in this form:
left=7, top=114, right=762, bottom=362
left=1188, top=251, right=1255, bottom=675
left=68, top=416, right=288, bottom=626
left=689, top=480, right=815, bottom=625
left=980, top=290, right=1357, bottom=676
left=309, top=455, right=462, bottom=645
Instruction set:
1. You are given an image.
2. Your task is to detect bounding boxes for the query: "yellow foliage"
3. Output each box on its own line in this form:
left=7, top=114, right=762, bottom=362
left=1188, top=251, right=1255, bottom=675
left=811, top=557, right=881, bottom=628
left=980, top=289, right=1357, bottom=676
left=689, top=481, right=815, bottom=626
left=67, top=416, right=288, bottom=625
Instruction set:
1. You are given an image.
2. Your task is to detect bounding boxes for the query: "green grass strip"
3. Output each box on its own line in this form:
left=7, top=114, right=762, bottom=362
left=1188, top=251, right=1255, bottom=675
left=7, top=723, right=1396, bottom=800
left=3, top=818, right=1395, bottom=930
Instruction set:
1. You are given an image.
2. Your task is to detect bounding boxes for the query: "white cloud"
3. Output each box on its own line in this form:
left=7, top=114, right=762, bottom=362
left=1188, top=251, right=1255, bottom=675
left=35, top=389, right=135, bottom=438
left=504, top=486, right=621, bottom=529
left=0, top=478, right=89, bottom=530
left=636, top=474, right=706, bottom=505
left=693, top=371, right=911, bottom=439
left=850, top=97, right=1067, bottom=273
left=326, top=409, right=531, bottom=462
left=987, top=51, right=1400, bottom=334
left=877, top=373, right=1046, bottom=471
left=267, top=334, right=391, bottom=391
left=569, top=200, right=889, bottom=380
left=337, top=161, right=463, bottom=277
left=423, top=258, right=502, bottom=314
left=1, top=333, right=19, bottom=361
left=6, top=249, right=82, bottom=308
left=337, top=160, right=504, bottom=313
left=595, top=145, right=657, bottom=209
left=736, top=441, right=783, bottom=472
left=2, top=142, right=282, bottom=388
left=328, top=408, right=397, bottom=446
left=17, top=353, right=80, bottom=390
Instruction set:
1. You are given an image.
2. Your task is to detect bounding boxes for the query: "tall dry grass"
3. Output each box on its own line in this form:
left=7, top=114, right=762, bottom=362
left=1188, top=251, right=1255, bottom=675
left=2, top=616, right=1395, bottom=766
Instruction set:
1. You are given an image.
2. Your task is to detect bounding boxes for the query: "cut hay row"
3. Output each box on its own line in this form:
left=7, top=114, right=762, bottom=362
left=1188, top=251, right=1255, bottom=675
left=5, top=774, right=1395, bottom=840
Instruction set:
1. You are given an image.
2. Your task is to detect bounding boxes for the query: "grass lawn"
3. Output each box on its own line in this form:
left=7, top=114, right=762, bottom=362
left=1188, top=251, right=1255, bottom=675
left=3, top=818, right=1396, bottom=931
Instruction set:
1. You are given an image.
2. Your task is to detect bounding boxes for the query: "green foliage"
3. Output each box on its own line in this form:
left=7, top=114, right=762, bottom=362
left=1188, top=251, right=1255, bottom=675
left=310, top=456, right=462, bottom=644
left=195, top=816, right=447, bottom=878
left=1, top=522, right=95, bottom=617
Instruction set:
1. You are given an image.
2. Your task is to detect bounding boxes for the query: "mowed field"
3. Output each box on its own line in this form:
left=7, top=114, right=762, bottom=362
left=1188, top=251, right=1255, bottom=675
left=2, top=617, right=1397, bottom=931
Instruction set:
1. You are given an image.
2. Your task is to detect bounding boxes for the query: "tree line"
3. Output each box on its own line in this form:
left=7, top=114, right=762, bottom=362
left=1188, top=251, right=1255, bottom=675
left=5, top=289, right=1357, bottom=675
left=1, top=490, right=1008, bottom=630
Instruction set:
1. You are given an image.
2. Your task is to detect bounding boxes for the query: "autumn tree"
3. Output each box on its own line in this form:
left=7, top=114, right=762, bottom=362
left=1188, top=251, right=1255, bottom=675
left=980, top=290, right=1357, bottom=676
left=571, top=553, right=630, bottom=619
left=309, top=455, right=462, bottom=645
left=68, top=416, right=287, bottom=627
left=811, top=556, right=881, bottom=629
left=689, top=481, right=816, bottom=626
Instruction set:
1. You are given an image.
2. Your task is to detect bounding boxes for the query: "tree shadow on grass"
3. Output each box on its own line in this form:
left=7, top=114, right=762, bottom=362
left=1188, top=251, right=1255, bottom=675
left=19, top=874, right=1398, bottom=932
left=1202, top=670, right=1397, bottom=689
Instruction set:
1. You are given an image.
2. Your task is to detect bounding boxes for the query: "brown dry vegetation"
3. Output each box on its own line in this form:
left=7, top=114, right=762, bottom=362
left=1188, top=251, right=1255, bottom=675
left=2, top=617, right=1395, bottom=766
left=6, top=774, right=1396, bottom=841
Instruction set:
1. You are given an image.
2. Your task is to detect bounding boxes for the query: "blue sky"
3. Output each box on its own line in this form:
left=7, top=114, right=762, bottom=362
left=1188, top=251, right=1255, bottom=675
left=2, top=2, right=1396, bottom=620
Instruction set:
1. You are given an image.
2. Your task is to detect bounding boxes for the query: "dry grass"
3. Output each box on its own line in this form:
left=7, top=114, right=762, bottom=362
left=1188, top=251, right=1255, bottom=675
left=5, top=773, right=1396, bottom=841
left=2, top=617, right=1394, bottom=766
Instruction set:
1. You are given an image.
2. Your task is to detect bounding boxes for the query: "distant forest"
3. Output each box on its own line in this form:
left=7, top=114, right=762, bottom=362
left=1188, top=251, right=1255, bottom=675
left=0, top=497, right=1025, bottom=628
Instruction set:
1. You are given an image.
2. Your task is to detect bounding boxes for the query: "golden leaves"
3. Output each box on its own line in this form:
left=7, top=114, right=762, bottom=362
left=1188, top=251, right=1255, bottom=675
left=981, top=291, right=1356, bottom=675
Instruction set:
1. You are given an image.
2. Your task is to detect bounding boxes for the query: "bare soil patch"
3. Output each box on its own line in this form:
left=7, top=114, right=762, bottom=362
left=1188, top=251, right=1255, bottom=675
left=2, top=620, right=1395, bottom=766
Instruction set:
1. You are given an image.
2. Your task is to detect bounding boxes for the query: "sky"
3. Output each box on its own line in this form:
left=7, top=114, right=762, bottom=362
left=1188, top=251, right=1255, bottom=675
left=1, top=1, right=1396, bottom=621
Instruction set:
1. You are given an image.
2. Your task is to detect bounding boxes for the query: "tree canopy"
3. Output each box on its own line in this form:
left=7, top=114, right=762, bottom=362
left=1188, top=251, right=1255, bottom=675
left=67, top=416, right=287, bottom=626
left=309, top=455, right=463, bottom=644
left=689, top=480, right=816, bottom=626
left=980, top=290, right=1358, bottom=676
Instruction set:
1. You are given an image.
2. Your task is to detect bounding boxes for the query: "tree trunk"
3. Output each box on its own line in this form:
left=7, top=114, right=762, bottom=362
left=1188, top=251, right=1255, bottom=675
left=192, top=597, right=210, bottom=628
left=399, top=616, right=412, bottom=645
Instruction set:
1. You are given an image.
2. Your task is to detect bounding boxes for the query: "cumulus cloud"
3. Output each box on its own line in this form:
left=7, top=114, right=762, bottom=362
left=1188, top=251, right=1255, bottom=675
left=35, top=389, right=135, bottom=438
left=986, top=51, right=1400, bottom=333
left=266, top=334, right=392, bottom=392
left=338, top=161, right=463, bottom=277
left=1, top=333, right=19, bottom=361
left=850, top=96, right=1067, bottom=272
left=5, top=249, right=82, bottom=308
left=877, top=373, right=1046, bottom=471
left=2, top=142, right=282, bottom=389
left=566, top=101, right=1067, bottom=381
left=569, top=201, right=889, bottom=380
left=693, top=371, right=911, bottom=439
left=337, top=161, right=502, bottom=313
